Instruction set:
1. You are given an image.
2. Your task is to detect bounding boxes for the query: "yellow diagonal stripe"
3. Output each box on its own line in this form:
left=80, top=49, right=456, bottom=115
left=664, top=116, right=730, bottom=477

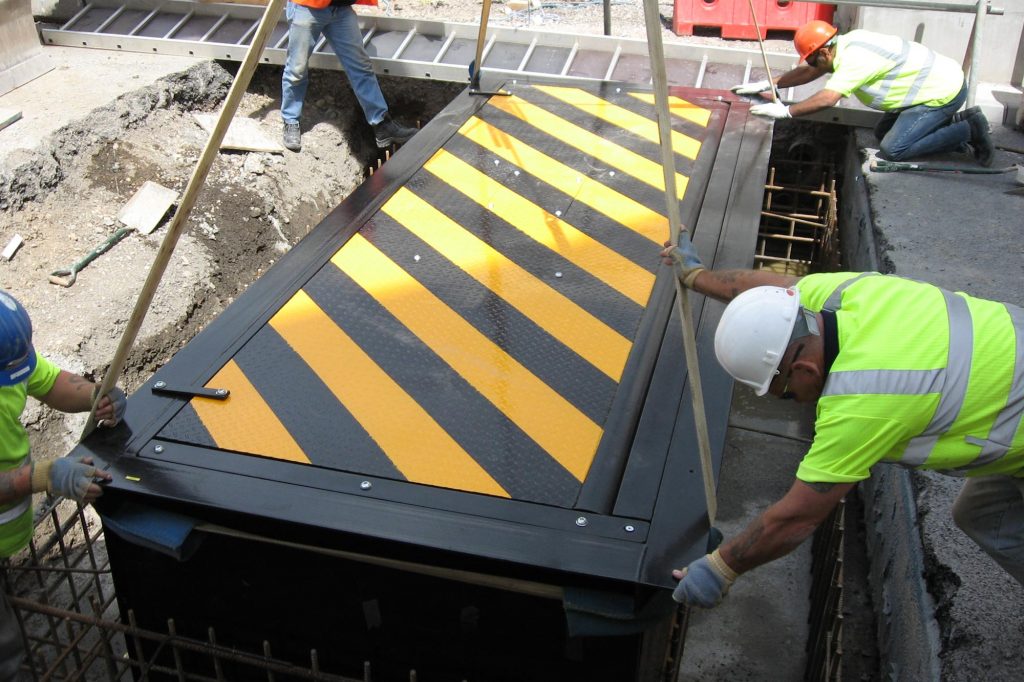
left=333, top=234, right=602, bottom=482
left=534, top=85, right=702, bottom=159
left=270, top=289, right=509, bottom=497
left=488, top=95, right=687, bottom=199
left=194, top=360, right=310, bottom=464
left=424, top=149, right=654, bottom=307
left=459, top=116, right=668, bottom=245
left=382, top=186, right=631, bottom=381
left=628, top=92, right=713, bottom=128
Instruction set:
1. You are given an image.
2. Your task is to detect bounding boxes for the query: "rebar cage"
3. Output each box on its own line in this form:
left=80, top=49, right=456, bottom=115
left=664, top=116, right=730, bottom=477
left=3, top=499, right=361, bottom=681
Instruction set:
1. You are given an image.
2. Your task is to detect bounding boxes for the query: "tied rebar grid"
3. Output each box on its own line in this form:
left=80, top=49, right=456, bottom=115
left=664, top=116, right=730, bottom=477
left=755, top=160, right=840, bottom=277
left=805, top=500, right=845, bottom=682
left=2, top=499, right=368, bottom=682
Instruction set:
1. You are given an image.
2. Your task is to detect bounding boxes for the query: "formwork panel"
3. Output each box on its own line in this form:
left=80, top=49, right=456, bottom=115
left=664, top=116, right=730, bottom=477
left=75, top=81, right=770, bottom=596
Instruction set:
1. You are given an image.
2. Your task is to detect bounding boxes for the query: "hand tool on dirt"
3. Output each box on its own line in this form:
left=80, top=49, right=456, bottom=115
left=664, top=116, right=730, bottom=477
left=80, top=0, right=288, bottom=439
left=48, top=227, right=132, bottom=287
left=468, top=0, right=510, bottom=97
left=745, top=0, right=779, bottom=103
left=870, top=159, right=1018, bottom=174
left=641, top=0, right=717, bottom=527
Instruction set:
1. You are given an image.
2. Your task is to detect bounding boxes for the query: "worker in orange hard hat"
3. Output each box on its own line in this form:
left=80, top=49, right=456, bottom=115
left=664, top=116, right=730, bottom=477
left=731, top=20, right=996, bottom=167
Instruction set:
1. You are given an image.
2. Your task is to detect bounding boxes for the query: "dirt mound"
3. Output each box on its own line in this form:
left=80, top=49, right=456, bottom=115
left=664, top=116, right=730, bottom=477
left=0, top=59, right=461, bottom=463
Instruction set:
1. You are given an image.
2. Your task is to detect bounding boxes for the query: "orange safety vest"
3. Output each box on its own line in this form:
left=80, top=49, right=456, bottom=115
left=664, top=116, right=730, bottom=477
left=291, top=0, right=376, bottom=8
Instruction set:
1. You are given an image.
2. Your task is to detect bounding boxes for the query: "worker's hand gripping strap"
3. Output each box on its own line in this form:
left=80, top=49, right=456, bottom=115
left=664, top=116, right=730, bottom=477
left=672, top=548, right=738, bottom=608
left=662, top=238, right=705, bottom=289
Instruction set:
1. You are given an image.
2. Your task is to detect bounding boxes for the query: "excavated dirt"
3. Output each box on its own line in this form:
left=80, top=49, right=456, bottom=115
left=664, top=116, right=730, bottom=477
left=0, top=59, right=462, bottom=467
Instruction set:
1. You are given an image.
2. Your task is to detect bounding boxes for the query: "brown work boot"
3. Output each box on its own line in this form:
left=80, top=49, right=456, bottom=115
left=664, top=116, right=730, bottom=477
left=966, top=109, right=994, bottom=167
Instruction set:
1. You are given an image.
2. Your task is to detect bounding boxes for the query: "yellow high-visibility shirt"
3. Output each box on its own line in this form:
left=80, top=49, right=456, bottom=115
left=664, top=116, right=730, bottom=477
left=824, top=30, right=964, bottom=111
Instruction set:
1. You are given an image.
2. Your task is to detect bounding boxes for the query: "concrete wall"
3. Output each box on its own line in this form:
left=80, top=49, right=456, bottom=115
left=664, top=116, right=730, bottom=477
left=31, top=0, right=80, bottom=22
left=837, top=0, right=1024, bottom=86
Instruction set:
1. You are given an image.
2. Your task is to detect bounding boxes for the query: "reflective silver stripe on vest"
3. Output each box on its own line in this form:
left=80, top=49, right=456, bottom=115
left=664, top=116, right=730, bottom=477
left=899, top=51, right=935, bottom=108
left=900, top=290, right=973, bottom=466
left=848, top=38, right=934, bottom=110
left=0, top=499, right=30, bottom=525
left=851, top=39, right=909, bottom=108
left=0, top=455, right=31, bottom=525
left=821, top=282, right=976, bottom=468
left=939, top=302, right=1024, bottom=475
left=823, top=272, right=875, bottom=311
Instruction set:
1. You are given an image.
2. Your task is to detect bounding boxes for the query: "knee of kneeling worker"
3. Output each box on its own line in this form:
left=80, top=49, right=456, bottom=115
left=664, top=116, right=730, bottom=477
left=951, top=494, right=981, bottom=536
left=878, top=139, right=912, bottom=161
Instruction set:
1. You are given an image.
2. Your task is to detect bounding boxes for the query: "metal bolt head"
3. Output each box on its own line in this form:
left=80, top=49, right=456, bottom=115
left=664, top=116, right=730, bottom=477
left=154, top=445, right=164, bottom=453
left=575, top=516, right=588, bottom=527
left=360, top=480, right=372, bottom=490
left=624, top=525, right=635, bottom=532
left=215, top=389, right=227, bottom=396
left=154, top=381, right=166, bottom=389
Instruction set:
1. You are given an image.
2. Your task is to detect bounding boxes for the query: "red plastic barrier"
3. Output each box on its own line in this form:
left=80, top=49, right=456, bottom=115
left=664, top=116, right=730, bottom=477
left=673, top=0, right=835, bottom=40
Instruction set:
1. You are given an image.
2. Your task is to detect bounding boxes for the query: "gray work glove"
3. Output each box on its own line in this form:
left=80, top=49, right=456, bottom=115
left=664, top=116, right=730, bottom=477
left=750, top=102, right=792, bottom=119
left=94, top=385, right=127, bottom=427
left=106, top=386, right=127, bottom=426
left=660, top=239, right=705, bottom=289
left=730, top=79, right=773, bottom=96
left=671, top=549, right=738, bottom=608
left=31, top=457, right=98, bottom=502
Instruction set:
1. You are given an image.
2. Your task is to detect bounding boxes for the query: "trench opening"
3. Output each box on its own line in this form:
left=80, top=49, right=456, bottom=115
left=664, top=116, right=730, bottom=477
left=1, top=67, right=886, bottom=681
left=754, top=119, right=880, bottom=682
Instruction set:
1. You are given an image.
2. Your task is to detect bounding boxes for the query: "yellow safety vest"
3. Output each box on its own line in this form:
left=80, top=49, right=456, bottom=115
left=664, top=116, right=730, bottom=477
left=825, top=30, right=964, bottom=111
left=795, top=273, right=1024, bottom=483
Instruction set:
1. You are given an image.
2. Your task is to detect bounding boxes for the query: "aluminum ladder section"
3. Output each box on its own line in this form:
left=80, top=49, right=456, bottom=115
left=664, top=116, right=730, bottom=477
left=41, top=0, right=797, bottom=88
left=40, top=0, right=877, bottom=124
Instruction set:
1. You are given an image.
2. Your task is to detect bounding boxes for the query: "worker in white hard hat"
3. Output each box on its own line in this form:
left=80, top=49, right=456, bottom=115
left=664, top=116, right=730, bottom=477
left=661, top=239, right=1024, bottom=609
left=732, top=20, right=995, bottom=166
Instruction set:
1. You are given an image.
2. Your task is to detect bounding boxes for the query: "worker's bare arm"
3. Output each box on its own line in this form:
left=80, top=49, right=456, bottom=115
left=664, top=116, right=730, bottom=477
left=691, top=269, right=800, bottom=303
left=788, top=89, right=843, bottom=117
left=40, top=371, right=96, bottom=413
left=720, top=479, right=854, bottom=574
left=775, top=65, right=830, bottom=89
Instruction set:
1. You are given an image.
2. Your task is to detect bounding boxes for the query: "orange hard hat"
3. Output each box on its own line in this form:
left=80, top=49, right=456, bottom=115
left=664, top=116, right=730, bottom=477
left=794, top=20, right=838, bottom=62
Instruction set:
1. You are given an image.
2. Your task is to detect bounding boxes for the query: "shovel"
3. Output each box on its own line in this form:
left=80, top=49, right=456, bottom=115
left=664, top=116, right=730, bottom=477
left=48, top=181, right=178, bottom=287
left=49, top=227, right=133, bottom=287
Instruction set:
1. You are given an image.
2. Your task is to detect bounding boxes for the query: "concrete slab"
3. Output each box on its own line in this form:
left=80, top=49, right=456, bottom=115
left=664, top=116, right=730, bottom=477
left=678, top=419, right=812, bottom=681
left=192, top=112, right=285, bottom=154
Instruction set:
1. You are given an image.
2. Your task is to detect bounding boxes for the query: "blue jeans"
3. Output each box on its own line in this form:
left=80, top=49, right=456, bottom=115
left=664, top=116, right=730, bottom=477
left=873, top=82, right=969, bottom=161
left=281, top=2, right=388, bottom=127
left=952, top=475, right=1024, bottom=586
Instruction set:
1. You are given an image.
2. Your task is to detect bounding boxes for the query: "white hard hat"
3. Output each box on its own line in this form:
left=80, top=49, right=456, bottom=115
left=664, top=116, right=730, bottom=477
left=714, top=286, right=801, bottom=396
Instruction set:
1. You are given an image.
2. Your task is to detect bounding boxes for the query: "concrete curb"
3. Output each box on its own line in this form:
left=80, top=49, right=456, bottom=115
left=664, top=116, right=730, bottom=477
left=840, top=133, right=943, bottom=681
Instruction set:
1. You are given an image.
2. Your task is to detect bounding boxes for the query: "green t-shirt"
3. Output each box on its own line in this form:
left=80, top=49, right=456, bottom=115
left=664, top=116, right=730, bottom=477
left=0, top=353, right=60, bottom=556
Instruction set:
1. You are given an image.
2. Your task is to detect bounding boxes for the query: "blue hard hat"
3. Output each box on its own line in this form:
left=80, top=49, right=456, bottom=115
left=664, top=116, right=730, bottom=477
left=0, top=290, right=36, bottom=387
